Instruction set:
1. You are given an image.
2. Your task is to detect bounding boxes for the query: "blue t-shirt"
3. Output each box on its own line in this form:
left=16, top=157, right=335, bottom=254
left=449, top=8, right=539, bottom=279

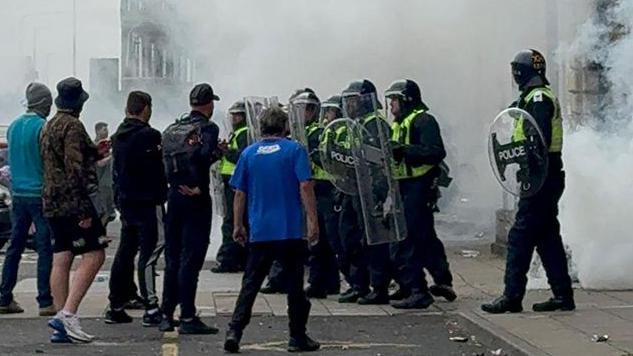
left=230, top=138, right=312, bottom=243
left=7, top=112, right=46, bottom=197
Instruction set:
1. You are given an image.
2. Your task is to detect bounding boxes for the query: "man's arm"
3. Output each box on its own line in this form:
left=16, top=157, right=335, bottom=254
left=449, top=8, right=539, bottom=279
left=232, top=189, right=248, bottom=246
left=224, top=130, right=248, bottom=164
left=300, top=180, right=319, bottom=245
left=63, top=120, right=93, bottom=219
left=401, top=113, right=447, bottom=166
left=525, top=98, right=554, bottom=148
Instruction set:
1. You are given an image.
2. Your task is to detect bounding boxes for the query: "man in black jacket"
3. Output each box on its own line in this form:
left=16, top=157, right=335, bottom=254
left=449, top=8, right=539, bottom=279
left=159, top=83, right=223, bottom=335
left=386, top=79, right=455, bottom=309
left=106, top=91, right=167, bottom=326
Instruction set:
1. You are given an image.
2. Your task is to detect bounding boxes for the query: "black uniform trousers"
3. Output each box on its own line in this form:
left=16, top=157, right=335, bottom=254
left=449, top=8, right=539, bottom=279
left=503, top=170, right=573, bottom=301
left=109, top=203, right=163, bottom=310
left=307, top=181, right=341, bottom=293
left=216, top=176, right=247, bottom=269
left=161, top=194, right=212, bottom=319
left=392, top=176, right=452, bottom=294
left=229, top=239, right=311, bottom=337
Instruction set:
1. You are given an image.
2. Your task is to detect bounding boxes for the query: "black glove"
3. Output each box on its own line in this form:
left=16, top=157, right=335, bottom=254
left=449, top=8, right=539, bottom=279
left=392, top=142, right=406, bottom=163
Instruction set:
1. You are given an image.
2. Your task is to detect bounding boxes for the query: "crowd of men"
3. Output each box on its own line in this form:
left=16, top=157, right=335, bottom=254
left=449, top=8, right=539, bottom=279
left=0, top=49, right=575, bottom=353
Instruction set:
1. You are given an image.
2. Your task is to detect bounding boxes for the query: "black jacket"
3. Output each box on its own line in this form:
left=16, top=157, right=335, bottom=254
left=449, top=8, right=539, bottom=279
left=112, top=118, right=167, bottom=206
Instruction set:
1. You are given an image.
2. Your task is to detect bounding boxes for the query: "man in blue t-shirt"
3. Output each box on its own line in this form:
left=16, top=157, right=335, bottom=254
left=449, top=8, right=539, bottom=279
left=224, top=107, right=320, bottom=354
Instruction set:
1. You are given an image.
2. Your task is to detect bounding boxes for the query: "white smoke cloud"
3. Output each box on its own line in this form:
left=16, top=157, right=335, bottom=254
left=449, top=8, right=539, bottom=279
left=561, top=0, right=633, bottom=289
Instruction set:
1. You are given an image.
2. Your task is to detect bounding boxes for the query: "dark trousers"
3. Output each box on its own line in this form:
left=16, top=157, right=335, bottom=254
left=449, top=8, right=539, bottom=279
left=162, top=195, right=212, bottom=319
left=0, top=196, right=52, bottom=308
left=216, top=176, right=247, bottom=269
left=338, top=195, right=369, bottom=293
left=392, top=178, right=452, bottom=294
left=229, top=240, right=311, bottom=337
left=307, top=181, right=341, bottom=292
left=109, top=203, right=164, bottom=310
left=504, top=171, right=573, bottom=301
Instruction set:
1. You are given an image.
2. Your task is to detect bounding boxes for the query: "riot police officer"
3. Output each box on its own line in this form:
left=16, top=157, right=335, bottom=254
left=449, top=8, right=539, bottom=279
left=482, top=49, right=574, bottom=314
left=386, top=79, right=456, bottom=309
left=337, top=80, right=392, bottom=305
left=213, top=101, right=249, bottom=273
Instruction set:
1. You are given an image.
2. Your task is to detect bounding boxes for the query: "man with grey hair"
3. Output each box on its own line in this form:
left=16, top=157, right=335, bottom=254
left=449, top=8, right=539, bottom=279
left=0, top=83, right=55, bottom=317
left=224, top=106, right=320, bottom=353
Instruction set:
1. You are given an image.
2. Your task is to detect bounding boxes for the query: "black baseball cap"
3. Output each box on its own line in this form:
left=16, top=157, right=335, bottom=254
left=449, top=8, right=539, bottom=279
left=190, top=83, right=220, bottom=106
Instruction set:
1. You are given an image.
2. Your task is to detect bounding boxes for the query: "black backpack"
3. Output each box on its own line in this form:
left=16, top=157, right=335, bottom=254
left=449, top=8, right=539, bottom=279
left=162, top=115, right=202, bottom=181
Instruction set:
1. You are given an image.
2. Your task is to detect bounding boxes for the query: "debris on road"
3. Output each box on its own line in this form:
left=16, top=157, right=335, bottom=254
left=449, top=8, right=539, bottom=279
left=592, top=334, right=609, bottom=343
left=449, top=336, right=469, bottom=342
left=461, top=250, right=481, bottom=258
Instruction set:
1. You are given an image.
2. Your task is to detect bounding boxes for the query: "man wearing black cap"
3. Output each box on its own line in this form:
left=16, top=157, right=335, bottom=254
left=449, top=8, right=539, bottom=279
left=41, top=77, right=108, bottom=344
left=159, top=83, right=222, bottom=334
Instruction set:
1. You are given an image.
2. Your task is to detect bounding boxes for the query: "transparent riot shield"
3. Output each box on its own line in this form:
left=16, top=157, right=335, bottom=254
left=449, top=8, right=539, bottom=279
left=320, top=104, right=407, bottom=245
left=488, top=108, right=549, bottom=197
left=244, top=96, right=279, bottom=143
left=288, top=102, right=309, bottom=147
left=210, top=161, right=226, bottom=218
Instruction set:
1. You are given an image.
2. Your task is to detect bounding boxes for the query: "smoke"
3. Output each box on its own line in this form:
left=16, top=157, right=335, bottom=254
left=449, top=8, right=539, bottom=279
left=560, top=0, right=633, bottom=289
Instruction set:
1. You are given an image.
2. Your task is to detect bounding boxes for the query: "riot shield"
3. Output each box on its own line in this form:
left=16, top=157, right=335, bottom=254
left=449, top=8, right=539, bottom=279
left=210, top=161, right=226, bottom=218
left=320, top=114, right=407, bottom=245
left=244, top=96, right=279, bottom=143
left=287, top=102, right=309, bottom=147
left=488, top=108, right=549, bottom=197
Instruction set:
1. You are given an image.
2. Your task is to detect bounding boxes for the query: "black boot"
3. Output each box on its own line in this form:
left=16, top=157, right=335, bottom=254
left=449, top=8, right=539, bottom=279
left=389, top=288, right=410, bottom=301
left=390, top=292, right=434, bottom=309
left=158, top=315, right=178, bottom=332
left=288, top=334, right=320, bottom=352
left=211, top=264, right=240, bottom=274
left=260, top=283, right=283, bottom=294
left=224, top=329, right=242, bottom=354
left=481, top=296, right=523, bottom=314
left=429, top=284, right=457, bottom=302
left=104, top=308, right=133, bottom=324
left=532, top=297, right=575, bottom=312
left=338, top=289, right=368, bottom=303
left=357, top=290, right=389, bottom=305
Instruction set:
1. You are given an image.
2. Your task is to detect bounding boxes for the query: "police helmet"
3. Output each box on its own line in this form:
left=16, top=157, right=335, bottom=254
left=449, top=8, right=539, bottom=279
left=511, top=49, right=549, bottom=87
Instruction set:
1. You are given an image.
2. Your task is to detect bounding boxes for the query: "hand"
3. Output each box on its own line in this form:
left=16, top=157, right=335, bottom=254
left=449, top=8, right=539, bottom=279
left=306, top=219, right=319, bottom=247
left=233, top=224, right=247, bottom=247
left=218, top=140, right=229, bottom=152
left=178, top=185, right=201, bottom=196
left=78, top=217, right=92, bottom=229
left=392, top=144, right=406, bottom=163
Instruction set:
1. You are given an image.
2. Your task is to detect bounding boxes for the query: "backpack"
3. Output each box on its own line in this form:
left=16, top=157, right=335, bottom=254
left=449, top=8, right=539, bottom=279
left=162, top=115, right=202, bottom=181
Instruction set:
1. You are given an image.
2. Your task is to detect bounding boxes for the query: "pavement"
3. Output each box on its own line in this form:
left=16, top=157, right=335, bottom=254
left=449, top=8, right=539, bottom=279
left=0, top=221, right=632, bottom=355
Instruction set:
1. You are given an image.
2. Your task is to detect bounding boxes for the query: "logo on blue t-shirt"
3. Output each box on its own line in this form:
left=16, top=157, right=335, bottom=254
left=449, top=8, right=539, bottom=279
left=256, top=144, right=281, bottom=155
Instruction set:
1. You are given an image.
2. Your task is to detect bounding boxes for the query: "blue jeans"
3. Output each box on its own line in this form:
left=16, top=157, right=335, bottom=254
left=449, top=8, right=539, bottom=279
left=0, top=196, right=53, bottom=308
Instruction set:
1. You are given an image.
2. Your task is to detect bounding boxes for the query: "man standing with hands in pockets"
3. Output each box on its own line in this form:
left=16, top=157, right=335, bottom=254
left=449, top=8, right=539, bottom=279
left=223, top=106, right=321, bottom=353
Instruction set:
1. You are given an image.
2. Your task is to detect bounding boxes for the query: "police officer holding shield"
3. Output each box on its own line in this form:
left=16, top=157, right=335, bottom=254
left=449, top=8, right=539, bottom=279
left=213, top=101, right=249, bottom=273
left=386, top=79, right=456, bottom=309
left=482, top=49, right=575, bottom=314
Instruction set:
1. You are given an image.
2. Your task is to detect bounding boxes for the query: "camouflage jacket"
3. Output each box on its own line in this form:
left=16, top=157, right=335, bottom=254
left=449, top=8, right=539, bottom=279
left=41, top=111, right=99, bottom=218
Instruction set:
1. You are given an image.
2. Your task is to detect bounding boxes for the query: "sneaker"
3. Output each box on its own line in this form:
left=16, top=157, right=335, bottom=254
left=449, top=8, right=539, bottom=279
left=159, top=315, right=178, bottom=332
left=429, top=284, right=457, bottom=302
left=39, top=305, right=57, bottom=317
left=288, top=334, right=320, bottom=352
left=357, top=290, right=389, bottom=305
left=224, top=329, right=242, bottom=353
left=61, top=314, right=94, bottom=343
left=532, top=297, right=575, bottom=312
left=142, top=311, right=163, bottom=327
left=124, top=297, right=146, bottom=310
left=481, top=295, right=523, bottom=314
left=0, top=300, right=24, bottom=314
left=50, top=330, right=72, bottom=344
left=305, top=286, right=327, bottom=299
left=47, top=316, right=66, bottom=334
left=104, top=308, right=133, bottom=324
left=178, top=316, right=219, bottom=335
left=391, top=292, right=435, bottom=309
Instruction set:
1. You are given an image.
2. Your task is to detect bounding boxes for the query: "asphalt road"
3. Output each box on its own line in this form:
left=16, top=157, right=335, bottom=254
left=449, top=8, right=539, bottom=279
left=0, top=314, right=522, bottom=356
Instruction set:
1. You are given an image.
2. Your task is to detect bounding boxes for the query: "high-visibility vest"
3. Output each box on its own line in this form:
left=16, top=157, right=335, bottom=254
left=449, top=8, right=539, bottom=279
left=220, top=126, right=248, bottom=176
left=391, top=109, right=434, bottom=179
left=512, top=86, right=563, bottom=153
left=306, top=122, right=330, bottom=181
